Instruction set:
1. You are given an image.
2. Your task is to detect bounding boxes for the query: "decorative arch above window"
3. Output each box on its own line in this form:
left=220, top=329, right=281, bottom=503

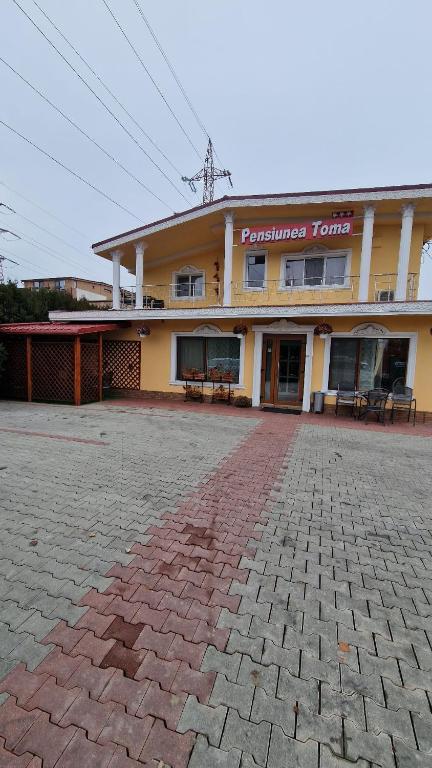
left=192, top=324, right=222, bottom=336
left=351, top=322, right=389, bottom=337
left=172, top=265, right=205, bottom=299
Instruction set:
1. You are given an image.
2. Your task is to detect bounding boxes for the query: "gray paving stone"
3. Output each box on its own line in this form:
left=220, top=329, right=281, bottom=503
left=250, top=688, right=295, bottom=737
left=237, top=656, right=278, bottom=696
left=320, top=683, right=365, bottom=729
left=177, top=695, right=227, bottom=746
left=220, top=709, right=270, bottom=767
left=188, top=735, right=241, bottom=768
left=201, top=647, right=242, bottom=683
left=209, top=674, right=255, bottom=720
left=365, top=698, right=416, bottom=746
left=226, top=630, right=263, bottom=663
left=344, top=718, right=396, bottom=768
left=267, top=726, right=319, bottom=768
left=393, top=740, right=432, bottom=767
left=412, top=712, right=432, bottom=753
left=383, top=678, right=431, bottom=715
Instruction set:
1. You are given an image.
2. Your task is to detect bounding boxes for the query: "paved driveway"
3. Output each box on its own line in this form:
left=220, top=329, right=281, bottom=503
left=0, top=401, right=431, bottom=767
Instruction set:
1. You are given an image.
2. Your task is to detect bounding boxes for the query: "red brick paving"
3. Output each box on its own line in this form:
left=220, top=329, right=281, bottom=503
left=0, top=414, right=298, bottom=766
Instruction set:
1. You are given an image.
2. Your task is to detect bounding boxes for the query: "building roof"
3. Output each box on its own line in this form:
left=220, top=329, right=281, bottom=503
left=92, top=182, right=432, bottom=251
left=0, top=322, right=120, bottom=336
left=22, top=277, right=113, bottom=288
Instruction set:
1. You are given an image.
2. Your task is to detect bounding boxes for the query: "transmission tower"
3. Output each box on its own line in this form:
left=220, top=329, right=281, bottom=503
left=182, top=139, right=232, bottom=204
left=0, top=254, right=19, bottom=284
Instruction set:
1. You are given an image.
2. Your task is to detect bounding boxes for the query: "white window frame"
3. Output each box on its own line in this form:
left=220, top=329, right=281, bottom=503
left=321, top=324, right=417, bottom=394
left=169, top=325, right=245, bottom=388
left=244, top=250, right=268, bottom=291
left=172, top=266, right=205, bottom=301
left=280, top=247, right=351, bottom=291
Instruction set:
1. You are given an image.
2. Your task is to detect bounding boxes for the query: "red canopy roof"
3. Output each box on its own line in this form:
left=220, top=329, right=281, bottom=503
left=0, top=322, right=121, bottom=336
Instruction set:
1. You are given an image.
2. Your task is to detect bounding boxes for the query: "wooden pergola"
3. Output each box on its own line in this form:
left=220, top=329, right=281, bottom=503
left=0, top=322, right=121, bottom=405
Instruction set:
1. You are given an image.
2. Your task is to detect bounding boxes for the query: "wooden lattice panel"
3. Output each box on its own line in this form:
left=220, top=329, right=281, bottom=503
left=32, top=340, right=74, bottom=403
left=0, top=337, right=27, bottom=400
left=103, top=340, right=141, bottom=390
left=81, top=341, right=99, bottom=404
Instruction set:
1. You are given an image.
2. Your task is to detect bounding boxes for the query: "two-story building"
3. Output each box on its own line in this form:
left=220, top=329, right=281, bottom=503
left=48, top=183, right=432, bottom=415
left=22, top=276, right=114, bottom=304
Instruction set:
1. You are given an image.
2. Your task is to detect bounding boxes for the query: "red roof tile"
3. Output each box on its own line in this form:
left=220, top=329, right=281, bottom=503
left=0, top=322, right=121, bottom=336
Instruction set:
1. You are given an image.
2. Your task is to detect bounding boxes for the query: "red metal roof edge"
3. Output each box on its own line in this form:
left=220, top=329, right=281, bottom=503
left=0, top=322, right=121, bottom=335
left=91, top=182, right=432, bottom=249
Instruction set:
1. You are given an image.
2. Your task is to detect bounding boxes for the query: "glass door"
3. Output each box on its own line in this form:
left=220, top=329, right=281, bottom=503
left=261, top=335, right=305, bottom=407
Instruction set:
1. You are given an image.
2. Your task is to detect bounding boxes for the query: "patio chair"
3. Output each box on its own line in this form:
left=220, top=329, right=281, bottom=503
left=358, top=388, right=389, bottom=424
left=391, top=378, right=416, bottom=425
left=335, top=386, right=357, bottom=417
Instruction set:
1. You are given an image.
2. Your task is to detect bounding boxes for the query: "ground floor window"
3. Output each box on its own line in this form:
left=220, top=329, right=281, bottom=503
left=329, top=337, right=410, bottom=391
left=177, top=336, right=241, bottom=381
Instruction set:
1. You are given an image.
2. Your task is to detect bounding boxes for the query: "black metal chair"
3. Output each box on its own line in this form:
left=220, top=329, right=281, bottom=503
left=335, top=385, right=358, bottom=417
left=391, top=378, right=416, bottom=425
left=358, top=388, right=389, bottom=424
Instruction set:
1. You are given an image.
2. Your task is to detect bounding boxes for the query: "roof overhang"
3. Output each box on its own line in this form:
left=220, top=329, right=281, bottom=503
left=92, top=183, right=432, bottom=253
left=49, top=301, right=432, bottom=324
left=0, top=322, right=123, bottom=336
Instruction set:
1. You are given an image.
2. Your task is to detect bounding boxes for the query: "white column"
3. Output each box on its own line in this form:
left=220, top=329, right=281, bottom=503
left=134, top=241, right=147, bottom=310
left=395, top=204, right=415, bottom=301
left=358, top=205, right=375, bottom=302
left=223, top=211, right=234, bottom=306
left=111, top=250, right=122, bottom=310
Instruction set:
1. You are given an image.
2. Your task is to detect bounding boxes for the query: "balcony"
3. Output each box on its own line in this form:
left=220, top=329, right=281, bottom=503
left=116, top=273, right=418, bottom=310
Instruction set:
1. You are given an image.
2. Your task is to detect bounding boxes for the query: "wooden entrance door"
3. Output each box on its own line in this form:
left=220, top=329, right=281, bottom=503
left=261, top=335, right=306, bottom=408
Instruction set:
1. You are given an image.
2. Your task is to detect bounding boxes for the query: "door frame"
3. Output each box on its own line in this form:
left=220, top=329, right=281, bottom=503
left=252, top=320, right=315, bottom=411
left=261, top=334, right=306, bottom=407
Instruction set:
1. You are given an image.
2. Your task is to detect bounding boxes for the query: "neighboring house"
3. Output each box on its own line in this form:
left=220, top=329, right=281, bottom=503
left=32, top=182, right=432, bottom=415
left=22, top=277, right=114, bottom=304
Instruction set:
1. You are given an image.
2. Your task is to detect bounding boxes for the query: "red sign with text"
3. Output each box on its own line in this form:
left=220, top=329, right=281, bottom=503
left=240, top=218, right=354, bottom=245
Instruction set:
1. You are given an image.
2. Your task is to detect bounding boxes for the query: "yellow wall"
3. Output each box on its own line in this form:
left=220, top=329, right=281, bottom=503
left=143, top=250, right=223, bottom=308
left=142, top=219, right=424, bottom=308
left=106, top=314, right=432, bottom=412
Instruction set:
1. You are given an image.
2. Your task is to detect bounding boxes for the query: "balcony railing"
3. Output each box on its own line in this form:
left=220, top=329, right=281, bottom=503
left=120, top=282, right=222, bottom=309
left=232, top=272, right=418, bottom=305
left=114, top=273, right=418, bottom=309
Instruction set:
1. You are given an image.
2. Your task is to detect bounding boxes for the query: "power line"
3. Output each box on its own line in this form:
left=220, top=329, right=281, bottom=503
left=0, top=180, right=89, bottom=239
left=100, top=0, right=202, bottom=161
left=30, top=0, right=188, bottom=184
left=0, top=118, right=143, bottom=221
left=1, top=199, right=90, bottom=259
left=0, top=55, right=177, bottom=212
left=11, top=0, right=190, bottom=207
left=131, top=0, right=230, bottom=187
left=132, top=1, right=208, bottom=139
left=4, top=225, right=93, bottom=275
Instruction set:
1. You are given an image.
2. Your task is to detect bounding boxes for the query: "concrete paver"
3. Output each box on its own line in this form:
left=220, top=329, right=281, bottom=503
left=0, top=400, right=432, bottom=766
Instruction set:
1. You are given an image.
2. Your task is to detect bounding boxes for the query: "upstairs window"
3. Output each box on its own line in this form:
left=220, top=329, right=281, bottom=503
left=33, top=280, right=43, bottom=290
left=284, top=250, right=348, bottom=288
left=55, top=279, right=65, bottom=290
left=245, top=252, right=266, bottom=289
left=174, top=269, right=204, bottom=298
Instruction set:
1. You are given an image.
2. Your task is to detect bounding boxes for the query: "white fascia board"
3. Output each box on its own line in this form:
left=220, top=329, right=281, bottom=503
left=92, top=187, right=432, bottom=254
left=49, top=301, right=432, bottom=323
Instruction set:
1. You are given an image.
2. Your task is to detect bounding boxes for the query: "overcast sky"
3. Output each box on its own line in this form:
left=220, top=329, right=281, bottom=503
left=1, top=0, right=432, bottom=294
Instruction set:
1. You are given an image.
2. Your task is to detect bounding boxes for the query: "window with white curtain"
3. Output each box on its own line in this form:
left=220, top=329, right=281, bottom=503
left=283, top=251, right=348, bottom=288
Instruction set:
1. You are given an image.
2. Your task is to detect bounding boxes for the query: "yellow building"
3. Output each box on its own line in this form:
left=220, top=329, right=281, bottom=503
left=50, top=183, right=432, bottom=415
